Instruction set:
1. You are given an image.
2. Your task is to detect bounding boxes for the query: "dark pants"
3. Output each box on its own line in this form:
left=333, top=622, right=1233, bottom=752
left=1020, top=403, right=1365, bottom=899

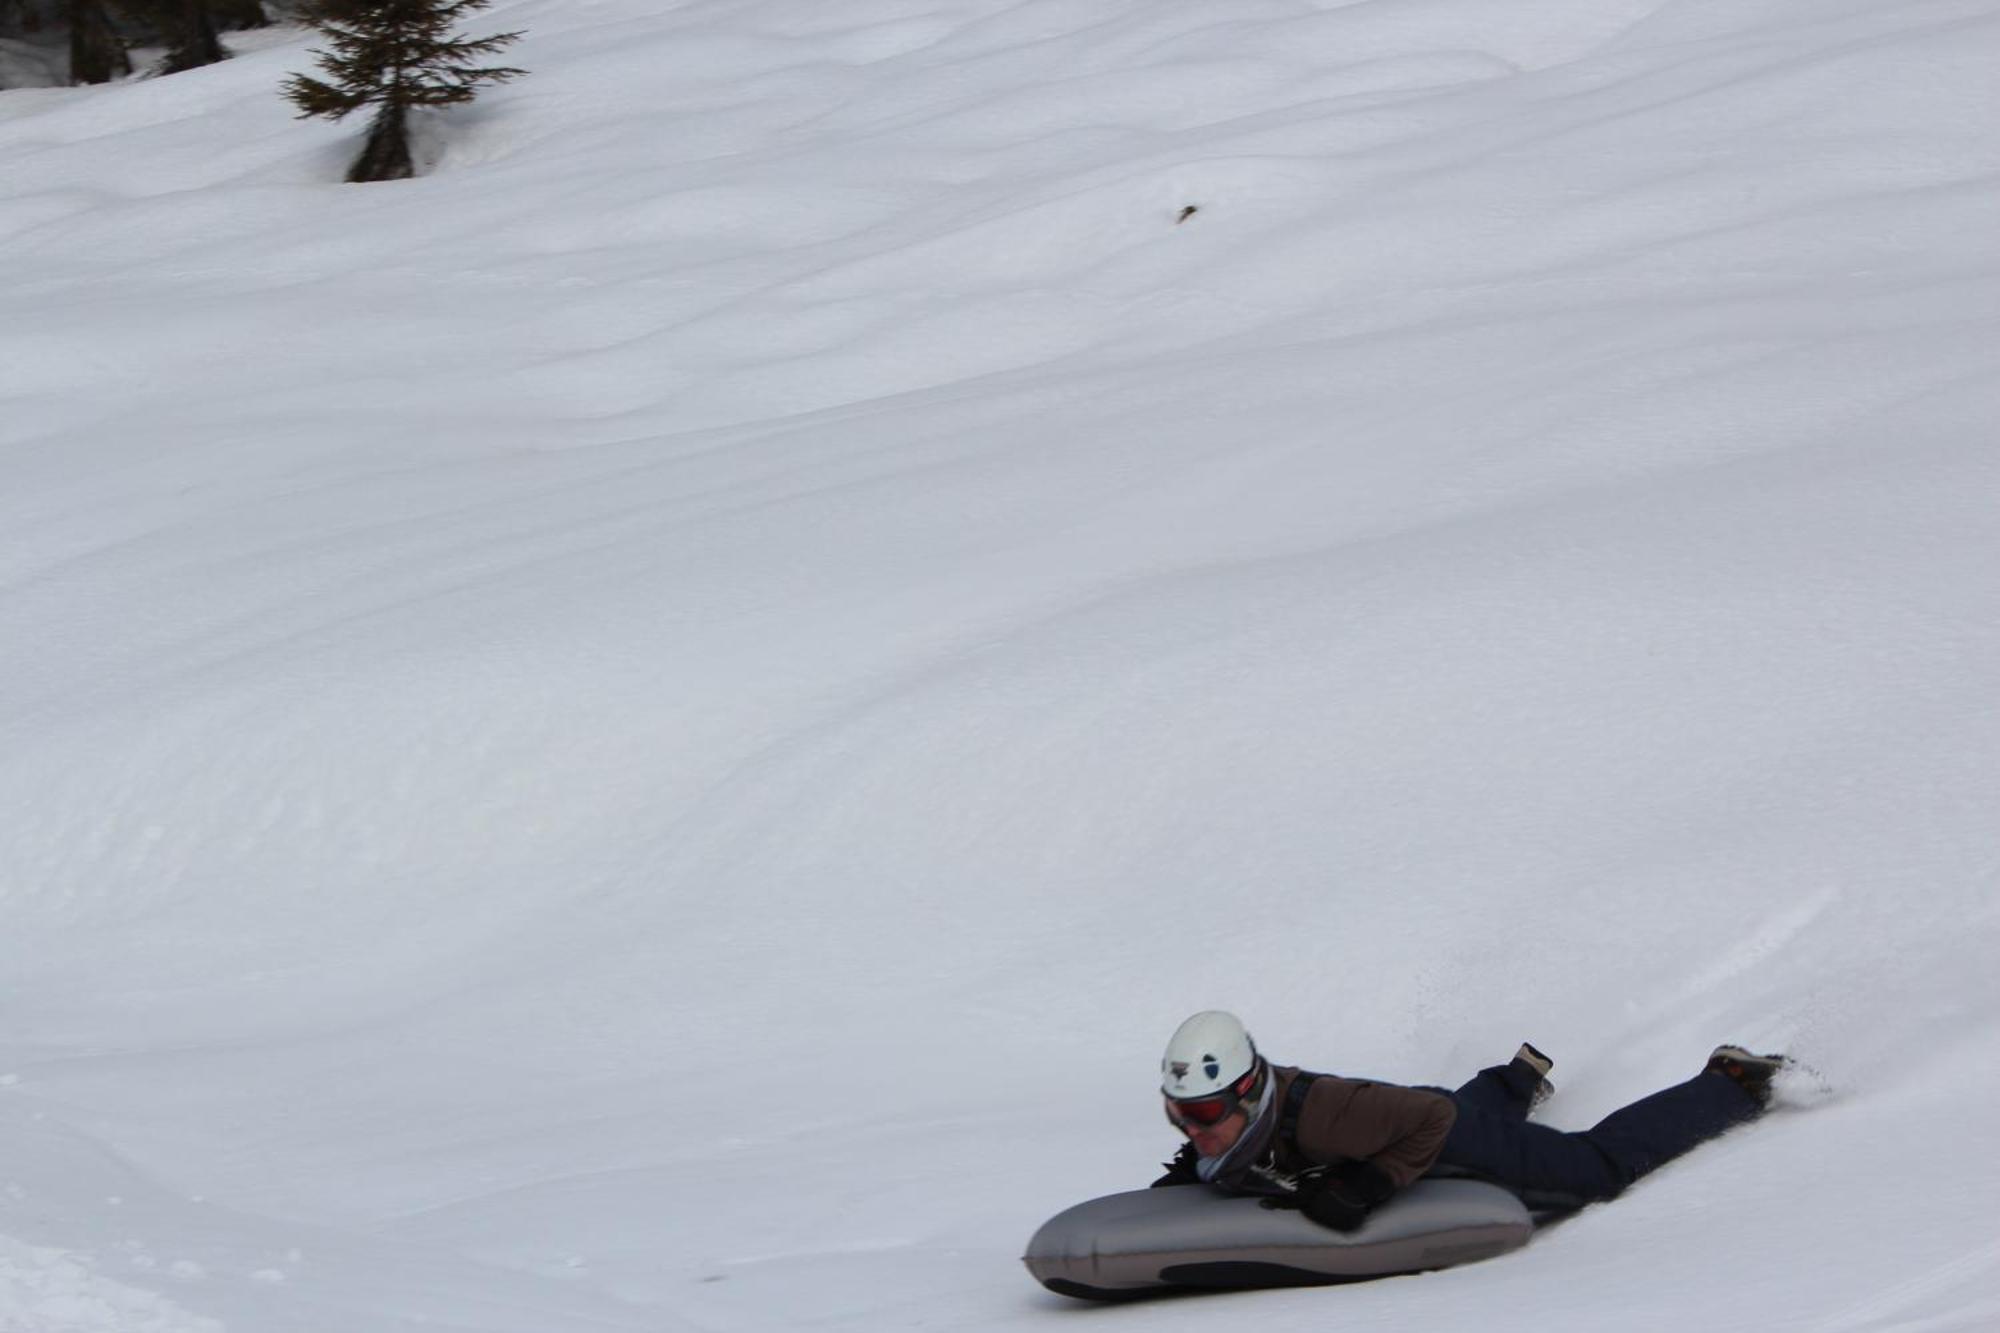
left=1430, top=1057, right=1762, bottom=1207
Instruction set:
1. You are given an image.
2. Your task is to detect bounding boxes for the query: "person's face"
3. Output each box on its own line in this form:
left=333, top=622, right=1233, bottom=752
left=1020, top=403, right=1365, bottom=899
left=1177, top=1104, right=1250, bottom=1158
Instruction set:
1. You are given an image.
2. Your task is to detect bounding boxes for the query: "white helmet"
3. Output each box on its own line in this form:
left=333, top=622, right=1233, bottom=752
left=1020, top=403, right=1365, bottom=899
left=1161, top=1010, right=1263, bottom=1102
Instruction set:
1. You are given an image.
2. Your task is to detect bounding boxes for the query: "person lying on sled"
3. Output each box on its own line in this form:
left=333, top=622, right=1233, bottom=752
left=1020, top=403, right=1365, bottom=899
left=1151, top=1010, right=1787, bottom=1228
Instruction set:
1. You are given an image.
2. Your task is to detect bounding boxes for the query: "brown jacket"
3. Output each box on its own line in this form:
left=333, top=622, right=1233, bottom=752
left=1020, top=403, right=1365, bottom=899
left=1266, top=1064, right=1457, bottom=1187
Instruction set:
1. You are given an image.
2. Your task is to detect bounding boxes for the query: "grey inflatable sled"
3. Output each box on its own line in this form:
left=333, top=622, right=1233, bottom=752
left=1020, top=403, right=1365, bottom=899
left=1023, top=1178, right=1532, bottom=1299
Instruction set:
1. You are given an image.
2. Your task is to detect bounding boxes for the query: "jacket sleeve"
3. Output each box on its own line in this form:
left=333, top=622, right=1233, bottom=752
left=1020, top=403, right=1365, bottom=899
left=1293, top=1078, right=1457, bottom=1188
left=1150, top=1142, right=1201, bottom=1187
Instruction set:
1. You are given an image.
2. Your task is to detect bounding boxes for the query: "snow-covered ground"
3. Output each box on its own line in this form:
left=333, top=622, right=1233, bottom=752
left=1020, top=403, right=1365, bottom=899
left=4, top=0, right=1999, bottom=1328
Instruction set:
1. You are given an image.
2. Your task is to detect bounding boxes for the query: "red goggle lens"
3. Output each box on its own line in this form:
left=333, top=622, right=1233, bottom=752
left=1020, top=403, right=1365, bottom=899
left=1165, top=1095, right=1233, bottom=1127
left=1163, top=1066, right=1261, bottom=1129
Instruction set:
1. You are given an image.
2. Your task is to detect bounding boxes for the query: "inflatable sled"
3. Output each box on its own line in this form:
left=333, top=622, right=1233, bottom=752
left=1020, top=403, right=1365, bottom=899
left=1023, top=1178, right=1532, bottom=1300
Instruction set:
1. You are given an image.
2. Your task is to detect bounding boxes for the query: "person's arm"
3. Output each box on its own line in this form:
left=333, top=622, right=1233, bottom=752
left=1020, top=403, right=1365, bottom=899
left=1334, top=1081, right=1456, bottom=1185
left=1284, top=1077, right=1457, bottom=1230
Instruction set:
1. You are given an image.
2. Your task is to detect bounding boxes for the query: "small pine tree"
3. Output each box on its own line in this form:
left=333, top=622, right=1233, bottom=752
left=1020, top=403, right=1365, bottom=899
left=283, top=0, right=523, bottom=183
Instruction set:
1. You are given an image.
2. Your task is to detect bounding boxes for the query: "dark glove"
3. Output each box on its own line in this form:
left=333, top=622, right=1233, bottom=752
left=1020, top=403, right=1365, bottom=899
left=1291, top=1160, right=1398, bottom=1232
left=1150, top=1142, right=1200, bottom=1188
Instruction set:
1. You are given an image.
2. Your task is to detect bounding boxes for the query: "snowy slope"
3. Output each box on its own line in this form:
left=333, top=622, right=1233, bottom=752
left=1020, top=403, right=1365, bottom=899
left=3, top=0, right=1999, bottom=1328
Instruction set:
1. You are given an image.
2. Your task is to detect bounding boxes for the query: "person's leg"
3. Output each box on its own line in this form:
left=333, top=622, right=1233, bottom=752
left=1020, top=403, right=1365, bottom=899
left=1451, top=1046, right=1548, bottom=1123
left=1582, top=1069, right=1763, bottom=1186
left=1438, top=1099, right=1624, bottom=1201
left=1452, top=1065, right=1535, bottom=1120
left=1438, top=1069, right=1761, bottom=1203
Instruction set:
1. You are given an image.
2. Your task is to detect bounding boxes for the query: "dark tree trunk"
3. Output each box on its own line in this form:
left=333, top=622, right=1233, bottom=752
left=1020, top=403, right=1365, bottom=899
left=159, top=0, right=225, bottom=72
left=208, top=0, right=264, bottom=30
left=347, top=103, right=414, bottom=183
left=67, top=0, right=129, bottom=83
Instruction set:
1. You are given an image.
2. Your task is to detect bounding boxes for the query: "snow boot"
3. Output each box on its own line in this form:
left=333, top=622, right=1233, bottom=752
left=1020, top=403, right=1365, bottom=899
left=1513, top=1041, right=1555, bottom=1107
left=1706, top=1045, right=1788, bottom=1107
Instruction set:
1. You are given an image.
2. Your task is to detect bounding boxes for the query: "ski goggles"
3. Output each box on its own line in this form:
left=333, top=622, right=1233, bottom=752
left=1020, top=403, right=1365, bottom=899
left=1162, top=1063, right=1265, bottom=1129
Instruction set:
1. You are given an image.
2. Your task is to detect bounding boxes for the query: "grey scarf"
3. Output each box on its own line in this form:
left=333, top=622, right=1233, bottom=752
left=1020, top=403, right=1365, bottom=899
left=1194, top=1075, right=1295, bottom=1196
